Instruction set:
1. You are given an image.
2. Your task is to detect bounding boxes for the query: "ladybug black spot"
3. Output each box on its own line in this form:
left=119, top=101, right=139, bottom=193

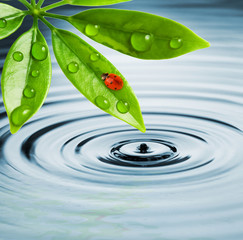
left=115, top=88, right=117, bottom=90
left=110, top=82, right=113, bottom=84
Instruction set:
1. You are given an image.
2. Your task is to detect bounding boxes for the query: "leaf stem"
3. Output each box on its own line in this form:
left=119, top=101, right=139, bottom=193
left=18, top=0, right=33, bottom=10
left=36, top=0, right=46, bottom=9
left=31, top=0, right=36, bottom=7
left=3, top=11, right=30, bottom=20
left=41, top=12, right=68, bottom=21
left=33, top=16, right=38, bottom=29
left=39, top=16, right=55, bottom=31
left=41, top=0, right=67, bottom=12
left=32, top=16, right=38, bottom=42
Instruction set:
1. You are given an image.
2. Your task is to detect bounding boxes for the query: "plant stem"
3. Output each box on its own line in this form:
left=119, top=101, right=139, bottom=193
left=41, top=0, right=66, bottom=12
left=31, top=0, right=36, bottom=7
left=37, top=0, right=45, bottom=9
left=33, top=16, right=38, bottom=29
left=32, top=16, right=38, bottom=42
left=3, top=11, right=30, bottom=20
left=41, top=12, right=68, bottom=21
left=18, top=0, right=32, bottom=10
left=39, top=16, right=55, bottom=31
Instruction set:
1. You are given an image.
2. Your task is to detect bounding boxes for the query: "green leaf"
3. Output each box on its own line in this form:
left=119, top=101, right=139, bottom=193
left=1, top=28, right=52, bottom=134
left=64, top=0, right=130, bottom=6
left=52, top=29, right=145, bottom=132
left=68, top=8, right=210, bottom=60
left=0, top=3, right=26, bottom=40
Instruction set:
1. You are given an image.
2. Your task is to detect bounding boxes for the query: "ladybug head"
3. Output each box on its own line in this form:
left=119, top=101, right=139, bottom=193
left=101, top=73, right=109, bottom=81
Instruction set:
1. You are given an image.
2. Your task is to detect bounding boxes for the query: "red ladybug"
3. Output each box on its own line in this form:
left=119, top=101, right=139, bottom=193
left=101, top=73, right=123, bottom=90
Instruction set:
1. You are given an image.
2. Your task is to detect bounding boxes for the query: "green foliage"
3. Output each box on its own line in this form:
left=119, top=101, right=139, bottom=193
left=1, top=27, right=51, bottom=134
left=68, top=8, right=210, bottom=59
left=64, top=0, right=131, bottom=6
left=0, top=0, right=210, bottom=134
left=0, top=3, right=26, bottom=40
left=52, top=29, right=145, bottom=132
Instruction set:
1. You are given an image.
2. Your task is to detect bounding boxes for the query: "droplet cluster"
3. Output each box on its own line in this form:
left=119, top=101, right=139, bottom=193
left=95, top=97, right=130, bottom=114
left=11, top=41, right=49, bottom=127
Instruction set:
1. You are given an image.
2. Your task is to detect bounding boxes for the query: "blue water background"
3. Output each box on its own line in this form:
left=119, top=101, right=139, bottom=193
left=0, top=0, right=243, bottom=239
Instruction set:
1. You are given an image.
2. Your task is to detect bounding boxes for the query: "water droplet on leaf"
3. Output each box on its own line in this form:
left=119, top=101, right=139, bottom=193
left=95, top=96, right=110, bottom=110
left=67, top=62, right=79, bottom=73
left=131, top=32, right=152, bottom=52
left=31, top=42, right=48, bottom=61
left=85, top=24, right=100, bottom=37
left=116, top=100, right=130, bottom=114
left=11, top=105, right=31, bottom=126
left=13, top=51, right=24, bottom=62
left=0, top=18, right=7, bottom=28
left=169, top=38, right=183, bottom=49
left=23, top=86, right=35, bottom=98
left=90, top=52, right=100, bottom=62
left=31, top=70, right=40, bottom=78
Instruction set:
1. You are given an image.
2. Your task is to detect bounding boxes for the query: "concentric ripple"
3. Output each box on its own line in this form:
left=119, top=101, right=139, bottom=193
left=1, top=82, right=243, bottom=240
left=0, top=94, right=242, bottom=188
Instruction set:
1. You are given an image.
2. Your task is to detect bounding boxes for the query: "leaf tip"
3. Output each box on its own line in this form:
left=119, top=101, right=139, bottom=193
left=202, top=38, right=211, bottom=49
left=9, top=124, right=20, bottom=134
left=140, top=126, right=146, bottom=133
left=137, top=121, right=146, bottom=133
left=197, top=36, right=211, bottom=50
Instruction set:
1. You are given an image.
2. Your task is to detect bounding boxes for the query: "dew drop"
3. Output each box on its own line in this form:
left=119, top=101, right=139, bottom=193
left=11, top=105, right=31, bottom=126
left=169, top=37, right=183, bottom=49
left=31, top=70, right=40, bottom=78
left=0, top=18, right=7, bottom=28
left=85, top=24, right=100, bottom=37
left=116, top=100, right=130, bottom=114
left=95, top=96, right=110, bottom=110
left=131, top=32, right=152, bottom=52
left=13, top=51, right=24, bottom=62
left=67, top=62, right=79, bottom=73
left=31, top=42, right=48, bottom=61
left=23, top=86, right=36, bottom=98
left=90, top=52, right=100, bottom=62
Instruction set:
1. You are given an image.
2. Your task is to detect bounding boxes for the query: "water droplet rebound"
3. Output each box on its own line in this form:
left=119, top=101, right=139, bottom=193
left=116, top=100, right=130, bottom=114
left=23, top=87, right=36, bottom=98
left=31, top=70, right=40, bottom=78
left=0, top=18, right=7, bottom=28
left=131, top=32, right=152, bottom=52
left=11, top=105, right=31, bottom=126
left=90, top=53, right=100, bottom=62
left=95, top=96, right=110, bottom=110
left=13, top=51, right=24, bottom=62
left=68, top=62, right=79, bottom=73
left=138, top=143, right=149, bottom=153
left=85, top=24, right=100, bottom=37
left=31, top=42, right=48, bottom=61
left=170, top=38, right=183, bottom=49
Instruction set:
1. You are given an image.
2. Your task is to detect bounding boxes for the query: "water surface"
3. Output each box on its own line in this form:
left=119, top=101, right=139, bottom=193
left=1, top=0, right=243, bottom=239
